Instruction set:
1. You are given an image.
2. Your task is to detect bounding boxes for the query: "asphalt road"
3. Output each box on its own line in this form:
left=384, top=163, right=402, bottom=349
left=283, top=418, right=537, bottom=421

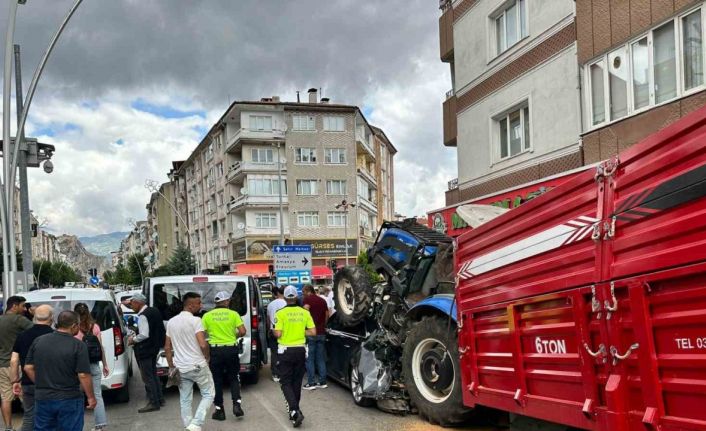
left=12, top=359, right=500, bottom=431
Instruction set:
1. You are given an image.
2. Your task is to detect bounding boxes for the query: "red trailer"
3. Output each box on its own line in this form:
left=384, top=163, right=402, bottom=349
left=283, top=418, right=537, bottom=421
left=455, top=106, right=706, bottom=430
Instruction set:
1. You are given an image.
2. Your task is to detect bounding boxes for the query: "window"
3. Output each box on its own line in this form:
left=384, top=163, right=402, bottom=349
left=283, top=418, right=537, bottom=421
left=246, top=178, right=286, bottom=196
left=654, top=21, right=677, bottom=103
left=327, top=211, right=347, bottom=227
left=213, top=134, right=222, bottom=150
left=251, top=148, right=274, bottom=163
left=631, top=38, right=649, bottom=110
left=324, top=148, right=346, bottom=164
left=217, top=191, right=224, bottom=206
left=357, top=177, right=370, bottom=201
left=296, top=180, right=318, bottom=195
left=495, top=0, right=528, bottom=54
left=326, top=180, right=347, bottom=195
left=295, top=148, right=317, bottom=163
left=216, top=163, right=224, bottom=178
left=497, top=104, right=530, bottom=159
left=323, top=116, right=345, bottom=132
left=211, top=221, right=218, bottom=239
left=293, top=115, right=315, bottom=131
left=588, top=8, right=705, bottom=127
left=250, top=115, right=272, bottom=131
left=683, top=9, right=703, bottom=90
left=255, top=213, right=277, bottom=228
left=206, top=143, right=214, bottom=160
left=297, top=211, right=319, bottom=227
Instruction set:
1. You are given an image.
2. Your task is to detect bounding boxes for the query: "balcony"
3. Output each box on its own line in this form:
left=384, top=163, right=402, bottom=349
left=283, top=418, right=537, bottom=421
left=226, top=161, right=286, bottom=184
left=225, top=127, right=285, bottom=154
left=227, top=195, right=289, bottom=213
left=357, top=167, right=377, bottom=188
left=439, top=4, right=454, bottom=62
left=356, top=130, right=375, bottom=160
left=443, top=91, right=457, bottom=147
left=357, top=196, right=378, bottom=214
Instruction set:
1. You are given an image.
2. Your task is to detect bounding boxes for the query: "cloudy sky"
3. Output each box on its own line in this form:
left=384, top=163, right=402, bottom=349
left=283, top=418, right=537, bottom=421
left=0, top=0, right=455, bottom=237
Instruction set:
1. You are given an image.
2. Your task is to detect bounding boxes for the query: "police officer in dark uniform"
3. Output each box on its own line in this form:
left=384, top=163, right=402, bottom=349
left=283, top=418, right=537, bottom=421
left=273, top=286, right=316, bottom=428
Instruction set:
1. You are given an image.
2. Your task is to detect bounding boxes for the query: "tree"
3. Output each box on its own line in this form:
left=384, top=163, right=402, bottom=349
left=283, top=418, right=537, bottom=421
left=357, top=251, right=383, bottom=283
left=33, top=260, right=81, bottom=288
left=126, top=254, right=146, bottom=286
left=166, top=242, right=196, bottom=275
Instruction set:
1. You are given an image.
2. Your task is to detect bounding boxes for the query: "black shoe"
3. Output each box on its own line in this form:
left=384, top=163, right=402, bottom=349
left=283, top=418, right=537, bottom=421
left=159, top=399, right=166, bottom=407
left=233, top=402, right=244, bottom=418
left=138, top=403, right=160, bottom=413
left=292, top=410, right=304, bottom=428
left=211, top=407, right=226, bottom=421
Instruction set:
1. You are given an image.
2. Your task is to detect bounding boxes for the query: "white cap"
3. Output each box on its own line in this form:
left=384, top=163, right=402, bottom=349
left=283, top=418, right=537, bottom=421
left=283, top=285, right=298, bottom=299
left=214, top=291, right=231, bottom=302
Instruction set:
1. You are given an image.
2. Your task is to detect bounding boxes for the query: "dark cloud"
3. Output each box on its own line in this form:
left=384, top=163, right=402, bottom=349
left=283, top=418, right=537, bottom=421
left=1, top=0, right=456, bottom=235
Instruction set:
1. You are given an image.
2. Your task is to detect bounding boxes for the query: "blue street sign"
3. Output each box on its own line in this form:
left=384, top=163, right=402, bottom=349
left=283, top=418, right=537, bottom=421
left=273, top=244, right=313, bottom=293
left=90, top=276, right=100, bottom=285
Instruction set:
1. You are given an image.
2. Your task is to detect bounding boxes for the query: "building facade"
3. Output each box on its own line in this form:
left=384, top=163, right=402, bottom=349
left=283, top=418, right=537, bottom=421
left=167, top=90, right=396, bottom=272
left=440, top=0, right=582, bottom=206
left=577, top=0, right=706, bottom=163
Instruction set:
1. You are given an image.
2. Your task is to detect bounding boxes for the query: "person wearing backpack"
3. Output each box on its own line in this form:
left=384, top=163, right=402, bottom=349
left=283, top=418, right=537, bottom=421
left=74, top=303, right=109, bottom=431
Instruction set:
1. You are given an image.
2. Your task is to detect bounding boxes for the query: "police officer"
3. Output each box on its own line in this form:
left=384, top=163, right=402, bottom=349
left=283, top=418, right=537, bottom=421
left=202, top=291, right=246, bottom=421
left=274, top=285, right=316, bottom=428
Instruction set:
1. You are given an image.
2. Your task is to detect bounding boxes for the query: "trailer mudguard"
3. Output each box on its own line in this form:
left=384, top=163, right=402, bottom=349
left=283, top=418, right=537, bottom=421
left=407, top=293, right=457, bottom=322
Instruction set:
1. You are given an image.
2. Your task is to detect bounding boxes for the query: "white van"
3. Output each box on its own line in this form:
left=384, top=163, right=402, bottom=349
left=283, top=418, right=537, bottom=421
left=24, top=288, right=132, bottom=402
left=145, top=275, right=267, bottom=384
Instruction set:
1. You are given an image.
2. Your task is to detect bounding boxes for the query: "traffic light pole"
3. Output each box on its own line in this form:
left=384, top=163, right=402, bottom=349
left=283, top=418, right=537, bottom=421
left=15, top=45, right=33, bottom=290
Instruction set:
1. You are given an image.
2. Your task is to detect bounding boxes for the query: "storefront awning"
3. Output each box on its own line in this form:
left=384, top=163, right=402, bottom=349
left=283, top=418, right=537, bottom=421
left=230, top=263, right=270, bottom=278
left=312, top=266, right=333, bottom=280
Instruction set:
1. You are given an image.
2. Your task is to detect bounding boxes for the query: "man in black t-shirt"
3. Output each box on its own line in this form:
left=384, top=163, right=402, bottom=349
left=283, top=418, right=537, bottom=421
left=10, top=305, right=54, bottom=431
left=24, top=311, right=96, bottom=431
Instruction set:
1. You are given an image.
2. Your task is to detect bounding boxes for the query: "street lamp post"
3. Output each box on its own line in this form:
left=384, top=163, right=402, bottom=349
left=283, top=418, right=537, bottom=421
left=274, top=142, right=285, bottom=245
left=335, top=200, right=356, bottom=266
left=145, top=179, right=200, bottom=274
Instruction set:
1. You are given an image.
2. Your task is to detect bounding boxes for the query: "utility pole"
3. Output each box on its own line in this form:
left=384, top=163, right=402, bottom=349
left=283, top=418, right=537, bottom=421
left=336, top=200, right=356, bottom=266
left=15, top=44, right=33, bottom=291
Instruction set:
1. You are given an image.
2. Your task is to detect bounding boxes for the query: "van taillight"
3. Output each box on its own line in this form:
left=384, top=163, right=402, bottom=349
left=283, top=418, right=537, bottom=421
left=251, top=306, right=258, bottom=349
left=113, top=326, right=124, bottom=356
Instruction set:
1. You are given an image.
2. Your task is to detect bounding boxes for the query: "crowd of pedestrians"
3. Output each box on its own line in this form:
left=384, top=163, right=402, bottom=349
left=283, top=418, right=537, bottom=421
left=0, top=283, right=331, bottom=430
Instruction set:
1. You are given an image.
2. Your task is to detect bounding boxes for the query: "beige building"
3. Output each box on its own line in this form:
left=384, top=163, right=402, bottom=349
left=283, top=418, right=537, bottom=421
left=145, top=182, right=178, bottom=268
left=167, top=90, right=396, bottom=272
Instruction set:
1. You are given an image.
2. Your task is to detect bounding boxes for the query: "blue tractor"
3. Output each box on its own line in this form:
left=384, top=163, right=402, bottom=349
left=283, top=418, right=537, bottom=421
left=332, top=219, right=472, bottom=426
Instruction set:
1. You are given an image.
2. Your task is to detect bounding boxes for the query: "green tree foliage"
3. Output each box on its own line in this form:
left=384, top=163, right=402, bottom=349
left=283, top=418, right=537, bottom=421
left=0, top=248, right=23, bottom=273
left=105, top=263, right=133, bottom=285
left=33, top=260, right=81, bottom=288
left=126, top=253, right=146, bottom=285
left=165, top=242, right=196, bottom=275
left=357, top=251, right=383, bottom=283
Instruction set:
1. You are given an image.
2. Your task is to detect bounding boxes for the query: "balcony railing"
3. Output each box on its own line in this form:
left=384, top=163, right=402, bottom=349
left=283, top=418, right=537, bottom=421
left=226, top=161, right=286, bottom=184
left=357, top=167, right=377, bottom=187
left=356, top=131, right=375, bottom=159
left=439, top=4, right=454, bottom=62
left=227, top=195, right=289, bottom=212
left=357, top=196, right=378, bottom=214
left=443, top=94, right=457, bottom=147
left=226, top=127, right=285, bottom=153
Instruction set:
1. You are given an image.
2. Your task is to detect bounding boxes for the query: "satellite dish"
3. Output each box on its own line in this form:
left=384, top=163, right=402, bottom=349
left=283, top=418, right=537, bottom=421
left=456, top=204, right=509, bottom=228
left=237, top=222, right=245, bottom=230
left=241, top=187, right=248, bottom=195
left=280, top=157, right=287, bottom=164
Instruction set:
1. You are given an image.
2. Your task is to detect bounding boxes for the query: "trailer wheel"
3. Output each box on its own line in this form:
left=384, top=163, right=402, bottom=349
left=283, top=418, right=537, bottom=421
left=333, top=266, right=372, bottom=327
left=403, top=316, right=473, bottom=426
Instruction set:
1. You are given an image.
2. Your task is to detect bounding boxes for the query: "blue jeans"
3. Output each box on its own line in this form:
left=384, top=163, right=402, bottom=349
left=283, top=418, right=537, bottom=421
left=306, top=335, right=327, bottom=385
left=34, top=397, right=84, bottom=431
left=178, top=365, right=215, bottom=428
left=90, top=363, right=107, bottom=427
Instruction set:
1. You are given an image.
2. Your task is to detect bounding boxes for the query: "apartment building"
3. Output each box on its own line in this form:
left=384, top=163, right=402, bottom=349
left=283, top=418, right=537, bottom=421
left=440, top=0, right=582, bottom=206
left=145, top=182, right=178, bottom=268
left=577, top=0, right=706, bottom=161
left=167, top=90, right=396, bottom=272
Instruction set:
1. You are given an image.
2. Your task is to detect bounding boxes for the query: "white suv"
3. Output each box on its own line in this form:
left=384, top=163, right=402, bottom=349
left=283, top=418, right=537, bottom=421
left=24, top=288, right=132, bottom=402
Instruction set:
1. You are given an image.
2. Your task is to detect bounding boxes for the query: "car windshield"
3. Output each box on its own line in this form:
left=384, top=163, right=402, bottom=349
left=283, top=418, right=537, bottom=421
left=152, top=281, right=247, bottom=320
left=27, top=299, right=118, bottom=331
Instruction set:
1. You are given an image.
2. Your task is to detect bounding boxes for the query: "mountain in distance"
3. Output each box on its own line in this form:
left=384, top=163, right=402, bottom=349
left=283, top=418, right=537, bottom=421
left=78, top=231, right=129, bottom=257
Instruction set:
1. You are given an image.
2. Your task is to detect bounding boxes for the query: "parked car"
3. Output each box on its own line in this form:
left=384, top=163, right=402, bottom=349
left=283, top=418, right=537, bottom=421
left=24, top=288, right=132, bottom=402
left=145, top=275, right=267, bottom=384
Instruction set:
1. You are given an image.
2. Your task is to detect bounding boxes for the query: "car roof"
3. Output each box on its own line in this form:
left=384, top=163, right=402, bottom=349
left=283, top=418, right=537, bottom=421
left=25, top=288, right=116, bottom=302
left=149, top=275, right=250, bottom=284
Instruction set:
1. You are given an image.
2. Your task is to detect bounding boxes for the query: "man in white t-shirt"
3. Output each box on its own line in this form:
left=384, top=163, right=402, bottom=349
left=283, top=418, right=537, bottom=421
left=266, top=286, right=287, bottom=381
left=165, top=292, right=214, bottom=431
left=318, top=285, right=335, bottom=316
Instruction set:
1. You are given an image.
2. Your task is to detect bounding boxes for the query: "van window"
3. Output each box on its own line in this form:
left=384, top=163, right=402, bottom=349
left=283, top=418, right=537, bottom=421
left=152, top=281, right=248, bottom=320
left=28, top=300, right=119, bottom=331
